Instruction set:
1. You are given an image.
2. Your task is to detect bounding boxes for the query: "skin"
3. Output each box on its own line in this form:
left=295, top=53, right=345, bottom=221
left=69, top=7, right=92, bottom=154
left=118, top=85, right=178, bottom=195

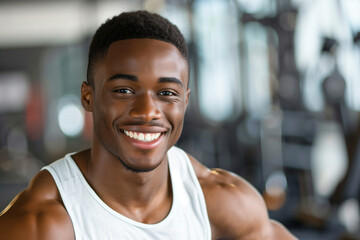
left=0, top=39, right=297, bottom=240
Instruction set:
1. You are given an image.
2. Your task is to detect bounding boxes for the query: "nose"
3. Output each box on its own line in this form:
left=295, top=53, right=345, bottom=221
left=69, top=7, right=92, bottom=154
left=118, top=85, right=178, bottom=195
left=129, top=92, right=162, bottom=122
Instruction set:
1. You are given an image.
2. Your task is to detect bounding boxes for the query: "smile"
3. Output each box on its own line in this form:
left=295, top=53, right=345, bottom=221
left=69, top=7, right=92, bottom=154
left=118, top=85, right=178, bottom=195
left=123, top=130, right=162, bottom=142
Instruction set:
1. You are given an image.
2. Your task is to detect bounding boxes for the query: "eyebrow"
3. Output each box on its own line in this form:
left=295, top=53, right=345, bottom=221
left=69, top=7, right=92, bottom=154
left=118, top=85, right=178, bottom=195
left=158, top=77, right=183, bottom=87
left=108, top=74, right=138, bottom=82
left=108, top=74, right=183, bottom=87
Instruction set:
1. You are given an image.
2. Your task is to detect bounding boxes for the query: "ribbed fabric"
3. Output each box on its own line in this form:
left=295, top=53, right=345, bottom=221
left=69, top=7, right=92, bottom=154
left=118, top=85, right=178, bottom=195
left=42, top=146, right=211, bottom=240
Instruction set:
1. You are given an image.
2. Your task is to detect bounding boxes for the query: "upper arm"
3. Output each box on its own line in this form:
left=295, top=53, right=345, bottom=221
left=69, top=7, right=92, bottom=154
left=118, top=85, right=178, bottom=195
left=187, top=153, right=296, bottom=240
left=0, top=200, right=74, bottom=240
left=204, top=171, right=297, bottom=239
left=201, top=169, right=264, bottom=239
left=0, top=171, right=74, bottom=240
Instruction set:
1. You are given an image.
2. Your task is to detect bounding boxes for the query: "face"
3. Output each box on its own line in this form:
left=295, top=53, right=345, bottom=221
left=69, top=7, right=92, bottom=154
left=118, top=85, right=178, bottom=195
left=82, top=39, right=190, bottom=172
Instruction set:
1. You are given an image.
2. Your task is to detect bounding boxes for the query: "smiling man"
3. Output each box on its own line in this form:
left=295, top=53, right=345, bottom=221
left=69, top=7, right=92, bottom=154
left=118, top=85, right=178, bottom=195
left=0, top=11, right=297, bottom=240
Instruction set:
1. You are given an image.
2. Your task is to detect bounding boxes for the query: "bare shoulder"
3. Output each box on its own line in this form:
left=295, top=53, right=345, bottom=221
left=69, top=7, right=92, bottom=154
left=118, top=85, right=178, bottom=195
left=187, top=153, right=297, bottom=240
left=0, top=170, right=74, bottom=240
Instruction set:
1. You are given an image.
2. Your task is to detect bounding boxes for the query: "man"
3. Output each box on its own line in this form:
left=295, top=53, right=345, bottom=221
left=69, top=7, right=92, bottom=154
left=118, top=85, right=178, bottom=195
left=0, top=11, right=297, bottom=239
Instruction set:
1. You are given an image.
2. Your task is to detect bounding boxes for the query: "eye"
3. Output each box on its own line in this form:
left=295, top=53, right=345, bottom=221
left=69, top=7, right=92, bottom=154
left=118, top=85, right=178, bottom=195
left=113, top=88, right=133, bottom=94
left=158, top=91, right=176, bottom=96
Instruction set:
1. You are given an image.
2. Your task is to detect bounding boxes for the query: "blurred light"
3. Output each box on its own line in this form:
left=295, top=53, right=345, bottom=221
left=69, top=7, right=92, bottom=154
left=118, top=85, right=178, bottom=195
left=302, top=54, right=335, bottom=111
left=162, top=4, right=191, bottom=42
left=0, top=72, right=29, bottom=112
left=0, top=2, right=140, bottom=47
left=143, top=0, right=166, bottom=13
left=194, top=0, right=242, bottom=123
left=244, top=22, right=272, bottom=117
left=264, top=171, right=287, bottom=210
left=0, top=2, right=85, bottom=47
left=338, top=198, right=360, bottom=233
left=338, top=42, right=360, bottom=111
left=95, top=1, right=140, bottom=28
left=237, top=0, right=276, bottom=17
left=341, top=0, right=360, bottom=31
left=58, top=102, right=84, bottom=137
left=265, top=171, right=287, bottom=194
left=238, top=0, right=263, bottom=13
left=290, top=0, right=312, bottom=7
left=311, top=122, right=348, bottom=197
left=295, top=0, right=353, bottom=73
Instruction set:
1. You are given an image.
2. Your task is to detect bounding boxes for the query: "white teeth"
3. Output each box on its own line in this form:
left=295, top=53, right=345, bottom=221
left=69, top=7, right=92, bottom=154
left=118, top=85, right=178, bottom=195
left=151, top=133, right=156, bottom=140
left=123, top=130, right=162, bottom=142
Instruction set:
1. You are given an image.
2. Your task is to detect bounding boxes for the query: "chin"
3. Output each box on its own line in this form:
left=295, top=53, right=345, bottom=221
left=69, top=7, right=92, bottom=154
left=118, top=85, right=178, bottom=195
left=117, top=155, right=165, bottom=173
left=117, top=145, right=167, bottom=169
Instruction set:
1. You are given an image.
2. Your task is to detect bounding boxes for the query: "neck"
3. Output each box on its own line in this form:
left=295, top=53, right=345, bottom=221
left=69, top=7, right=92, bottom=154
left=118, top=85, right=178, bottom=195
left=73, top=141, right=173, bottom=222
left=91, top=150, right=169, bottom=202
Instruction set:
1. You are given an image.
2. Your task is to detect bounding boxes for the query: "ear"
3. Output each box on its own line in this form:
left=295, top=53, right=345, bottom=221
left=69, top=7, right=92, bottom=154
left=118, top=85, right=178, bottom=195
left=81, top=81, right=93, bottom=112
left=185, top=88, right=191, bottom=108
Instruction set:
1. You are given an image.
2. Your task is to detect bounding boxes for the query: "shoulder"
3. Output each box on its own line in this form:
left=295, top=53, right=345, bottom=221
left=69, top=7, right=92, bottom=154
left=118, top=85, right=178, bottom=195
left=0, top=170, right=74, bottom=240
left=186, top=153, right=297, bottom=240
left=188, top=154, right=267, bottom=239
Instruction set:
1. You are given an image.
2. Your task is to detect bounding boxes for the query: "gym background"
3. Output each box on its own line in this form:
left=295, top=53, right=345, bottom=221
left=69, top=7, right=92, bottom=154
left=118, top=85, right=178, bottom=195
left=0, top=0, right=360, bottom=239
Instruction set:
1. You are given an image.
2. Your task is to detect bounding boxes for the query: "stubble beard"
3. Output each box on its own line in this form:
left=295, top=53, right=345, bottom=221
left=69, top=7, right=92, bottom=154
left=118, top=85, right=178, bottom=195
left=116, top=156, right=164, bottom=173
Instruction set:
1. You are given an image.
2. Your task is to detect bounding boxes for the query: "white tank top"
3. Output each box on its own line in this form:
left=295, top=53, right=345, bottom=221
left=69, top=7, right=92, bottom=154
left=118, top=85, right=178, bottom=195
left=42, top=146, right=211, bottom=240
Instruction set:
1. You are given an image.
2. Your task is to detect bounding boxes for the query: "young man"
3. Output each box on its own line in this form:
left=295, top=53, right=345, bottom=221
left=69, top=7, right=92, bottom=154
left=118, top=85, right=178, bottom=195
left=0, top=11, right=297, bottom=239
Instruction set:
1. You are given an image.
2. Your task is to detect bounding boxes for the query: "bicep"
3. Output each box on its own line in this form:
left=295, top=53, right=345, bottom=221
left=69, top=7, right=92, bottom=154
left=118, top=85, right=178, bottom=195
left=205, top=173, right=269, bottom=238
left=204, top=170, right=296, bottom=240
left=0, top=212, right=35, bottom=240
left=0, top=193, right=74, bottom=240
left=0, top=209, right=74, bottom=240
left=210, top=199, right=296, bottom=240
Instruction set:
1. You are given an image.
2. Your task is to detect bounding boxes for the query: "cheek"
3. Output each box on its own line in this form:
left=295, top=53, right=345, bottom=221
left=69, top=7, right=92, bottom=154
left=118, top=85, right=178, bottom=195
left=164, top=103, right=186, bottom=131
left=93, top=95, right=125, bottom=129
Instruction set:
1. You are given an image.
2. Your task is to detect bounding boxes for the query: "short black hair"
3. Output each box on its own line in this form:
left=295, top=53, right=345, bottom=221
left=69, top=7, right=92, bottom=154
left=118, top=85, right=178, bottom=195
left=86, top=10, right=188, bottom=86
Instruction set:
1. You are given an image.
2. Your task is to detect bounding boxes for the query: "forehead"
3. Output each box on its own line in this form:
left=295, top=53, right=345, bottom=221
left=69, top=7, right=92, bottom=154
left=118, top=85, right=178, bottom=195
left=97, top=39, right=188, bottom=85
